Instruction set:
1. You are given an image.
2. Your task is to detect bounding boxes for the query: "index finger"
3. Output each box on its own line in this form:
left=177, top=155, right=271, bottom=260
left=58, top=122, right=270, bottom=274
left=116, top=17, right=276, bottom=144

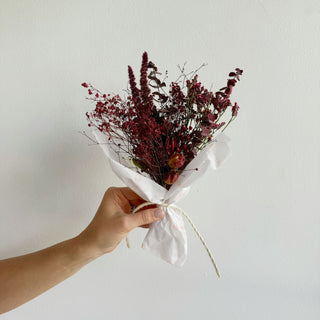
left=117, top=187, right=146, bottom=212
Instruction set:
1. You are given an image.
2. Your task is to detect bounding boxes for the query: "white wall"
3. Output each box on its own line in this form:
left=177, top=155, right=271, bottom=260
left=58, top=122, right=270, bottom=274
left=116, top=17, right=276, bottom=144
left=0, top=0, right=319, bottom=319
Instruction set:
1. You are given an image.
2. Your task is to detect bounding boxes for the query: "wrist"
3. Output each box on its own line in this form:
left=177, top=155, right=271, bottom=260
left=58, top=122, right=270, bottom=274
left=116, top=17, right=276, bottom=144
left=69, top=233, right=104, bottom=265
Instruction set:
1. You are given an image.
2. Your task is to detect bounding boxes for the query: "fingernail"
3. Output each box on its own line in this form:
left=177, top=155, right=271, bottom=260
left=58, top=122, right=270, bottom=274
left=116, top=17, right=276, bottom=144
left=154, top=208, right=164, bottom=218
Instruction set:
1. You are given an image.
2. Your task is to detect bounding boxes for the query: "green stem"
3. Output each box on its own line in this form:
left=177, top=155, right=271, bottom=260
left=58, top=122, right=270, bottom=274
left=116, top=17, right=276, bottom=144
left=221, top=117, right=234, bottom=133
left=216, top=109, right=226, bottom=122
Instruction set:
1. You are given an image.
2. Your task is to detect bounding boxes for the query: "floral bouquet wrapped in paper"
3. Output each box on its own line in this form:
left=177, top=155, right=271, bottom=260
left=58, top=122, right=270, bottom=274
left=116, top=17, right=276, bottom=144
left=81, top=52, right=243, bottom=277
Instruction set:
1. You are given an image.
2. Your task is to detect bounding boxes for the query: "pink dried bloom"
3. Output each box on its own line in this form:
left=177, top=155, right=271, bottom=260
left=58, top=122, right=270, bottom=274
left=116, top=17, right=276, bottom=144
left=232, top=102, right=239, bottom=117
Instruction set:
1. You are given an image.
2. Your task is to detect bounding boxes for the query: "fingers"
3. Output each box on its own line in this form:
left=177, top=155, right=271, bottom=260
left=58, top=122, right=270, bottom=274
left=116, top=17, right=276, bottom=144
left=128, top=203, right=157, bottom=215
left=104, top=187, right=164, bottom=231
left=125, top=207, right=165, bottom=230
left=113, top=187, right=146, bottom=210
left=104, top=187, right=145, bottom=214
left=118, top=187, right=144, bottom=203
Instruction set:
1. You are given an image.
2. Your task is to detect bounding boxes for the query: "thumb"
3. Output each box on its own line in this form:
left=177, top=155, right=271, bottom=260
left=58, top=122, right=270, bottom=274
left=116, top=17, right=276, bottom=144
left=126, top=207, right=165, bottom=230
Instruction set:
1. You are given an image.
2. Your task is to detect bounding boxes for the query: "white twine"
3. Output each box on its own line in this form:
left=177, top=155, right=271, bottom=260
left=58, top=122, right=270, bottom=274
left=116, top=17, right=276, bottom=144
left=126, top=201, right=221, bottom=278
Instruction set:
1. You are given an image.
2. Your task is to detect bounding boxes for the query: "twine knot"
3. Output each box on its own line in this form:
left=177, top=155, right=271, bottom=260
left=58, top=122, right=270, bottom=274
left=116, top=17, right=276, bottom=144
left=126, top=201, right=221, bottom=278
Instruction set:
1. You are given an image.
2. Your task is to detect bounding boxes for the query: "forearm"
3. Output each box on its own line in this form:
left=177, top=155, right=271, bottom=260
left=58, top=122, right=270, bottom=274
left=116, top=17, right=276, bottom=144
left=0, top=235, right=101, bottom=314
left=0, top=187, right=164, bottom=315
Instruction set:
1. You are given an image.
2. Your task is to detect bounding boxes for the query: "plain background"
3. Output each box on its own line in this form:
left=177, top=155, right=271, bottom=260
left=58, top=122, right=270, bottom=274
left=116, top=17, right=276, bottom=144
left=0, top=0, right=319, bottom=319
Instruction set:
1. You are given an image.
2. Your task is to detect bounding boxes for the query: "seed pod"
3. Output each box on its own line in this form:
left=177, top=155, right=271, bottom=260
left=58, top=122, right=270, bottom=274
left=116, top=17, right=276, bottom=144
left=168, top=153, right=185, bottom=169
left=164, top=171, right=179, bottom=185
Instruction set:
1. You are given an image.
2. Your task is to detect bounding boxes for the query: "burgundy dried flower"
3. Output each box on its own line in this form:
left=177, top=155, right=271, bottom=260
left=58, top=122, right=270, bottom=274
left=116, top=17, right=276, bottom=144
left=128, top=66, right=141, bottom=107
left=168, top=153, right=185, bottom=169
left=164, top=171, right=179, bottom=185
left=82, top=52, right=243, bottom=189
left=165, top=137, right=177, bottom=155
left=232, top=102, right=239, bottom=117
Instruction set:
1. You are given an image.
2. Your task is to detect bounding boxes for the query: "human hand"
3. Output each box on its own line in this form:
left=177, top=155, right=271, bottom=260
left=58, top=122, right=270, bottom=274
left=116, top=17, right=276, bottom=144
left=77, top=187, right=165, bottom=256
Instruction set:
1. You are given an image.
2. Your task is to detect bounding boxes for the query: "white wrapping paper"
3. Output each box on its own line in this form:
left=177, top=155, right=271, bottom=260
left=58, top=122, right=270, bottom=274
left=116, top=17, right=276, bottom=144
left=92, top=129, right=231, bottom=267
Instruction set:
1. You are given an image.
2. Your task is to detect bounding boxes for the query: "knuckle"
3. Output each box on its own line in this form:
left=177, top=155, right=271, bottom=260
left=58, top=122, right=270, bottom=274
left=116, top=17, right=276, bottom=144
left=118, top=216, right=130, bottom=232
left=106, top=186, right=115, bottom=194
left=140, top=210, right=151, bottom=225
left=104, top=187, right=116, bottom=198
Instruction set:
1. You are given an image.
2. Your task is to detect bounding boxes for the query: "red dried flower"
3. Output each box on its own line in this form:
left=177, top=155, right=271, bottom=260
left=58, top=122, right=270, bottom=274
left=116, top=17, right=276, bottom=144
left=165, top=137, right=177, bottom=155
left=164, top=171, right=179, bottom=185
left=168, top=153, right=185, bottom=169
left=82, top=52, right=243, bottom=189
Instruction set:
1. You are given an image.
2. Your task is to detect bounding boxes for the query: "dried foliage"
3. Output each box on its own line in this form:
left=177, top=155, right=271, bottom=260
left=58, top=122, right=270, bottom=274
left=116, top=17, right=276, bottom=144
left=82, top=52, right=243, bottom=189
